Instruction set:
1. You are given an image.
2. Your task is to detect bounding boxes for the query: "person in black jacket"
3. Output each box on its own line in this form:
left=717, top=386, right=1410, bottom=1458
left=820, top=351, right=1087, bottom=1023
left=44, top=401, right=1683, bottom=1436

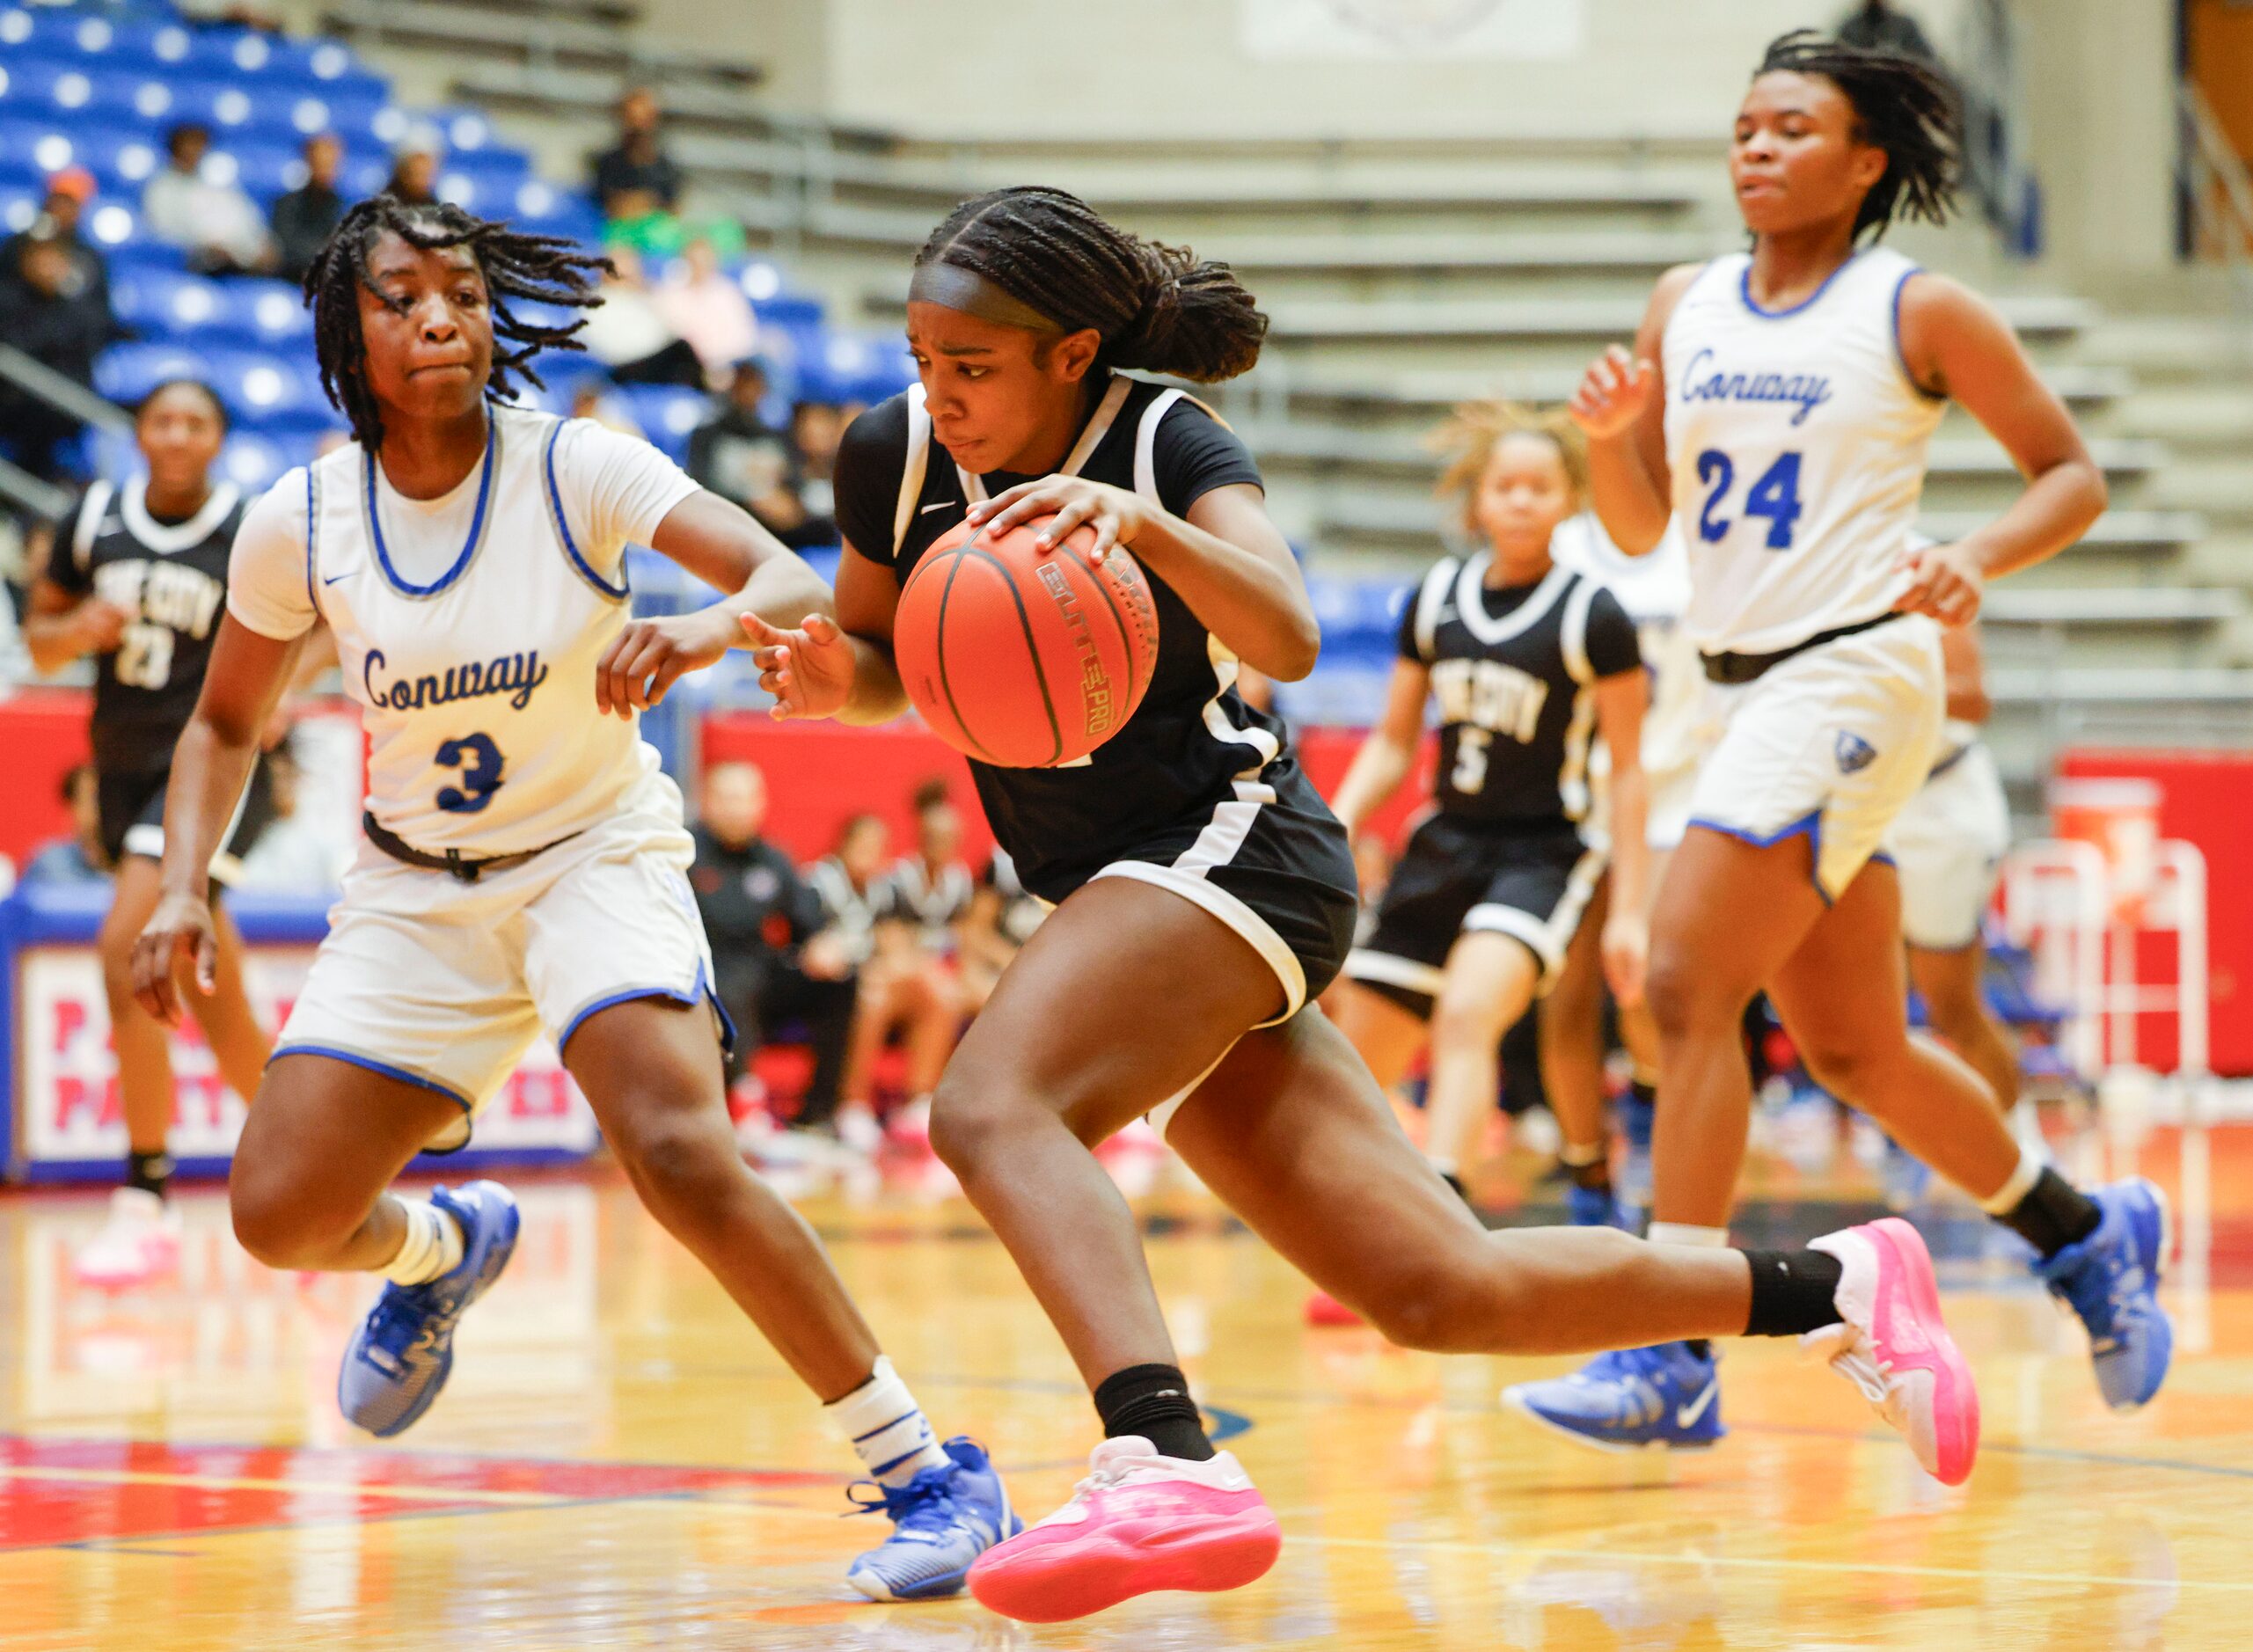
left=0, top=229, right=123, bottom=480
left=689, top=760, right=857, bottom=1129
left=271, top=133, right=348, bottom=283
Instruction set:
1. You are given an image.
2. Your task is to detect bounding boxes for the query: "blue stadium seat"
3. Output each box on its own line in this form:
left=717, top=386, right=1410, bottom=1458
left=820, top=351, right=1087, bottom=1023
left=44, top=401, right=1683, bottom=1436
left=617, top=384, right=710, bottom=465
left=201, top=347, right=333, bottom=429
left=48, top=125, right=166, bottom=194
left=218, top=430, right=291, bottom=493
left=211, top=142, right=306, bottom=206
left=0, top=57, right=105, bottom=120
left=504, top=179, right=603, bottom=245
left=111, top=266, right=226, bottom=340
left=94, top=341, right=210, bottom=406
left=0, top=5, right=133, bottom=62
left=439, top=157, right=539, bottom=218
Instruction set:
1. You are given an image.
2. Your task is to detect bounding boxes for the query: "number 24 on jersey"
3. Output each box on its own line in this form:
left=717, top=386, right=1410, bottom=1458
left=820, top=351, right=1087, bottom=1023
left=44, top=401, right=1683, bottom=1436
left=1695, top=449, right=1804, bottom=550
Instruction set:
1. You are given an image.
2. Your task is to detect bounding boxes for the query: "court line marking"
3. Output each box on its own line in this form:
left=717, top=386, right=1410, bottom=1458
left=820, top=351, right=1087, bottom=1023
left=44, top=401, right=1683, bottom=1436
left=1289, top=1531, right=2239, bottom=1595
left=0, top=1463, right=606, bottom=1507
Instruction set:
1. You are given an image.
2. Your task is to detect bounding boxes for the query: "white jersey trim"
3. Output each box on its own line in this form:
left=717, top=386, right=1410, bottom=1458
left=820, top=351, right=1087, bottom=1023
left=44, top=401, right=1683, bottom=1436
left=70, top=478, right=113, bottom=574
left=892, top=384, right=934, bottom=556
left=1454, top=557, right=1569, bottom=647
left=1410, top=556, right=1456, bottom=662
left=120, top=474, right=241, bottom=555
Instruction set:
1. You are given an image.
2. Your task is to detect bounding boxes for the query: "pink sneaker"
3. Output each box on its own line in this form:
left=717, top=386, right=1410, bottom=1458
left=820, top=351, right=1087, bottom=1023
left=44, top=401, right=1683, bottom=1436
left=967, top=1436, right=1281, bottom=1622
left=74, top=1188, right=182, bottom=1290
left=1304, top=1287, right=1364, bottom=1327
left=1806, top=1217, right=1979, bottom=1487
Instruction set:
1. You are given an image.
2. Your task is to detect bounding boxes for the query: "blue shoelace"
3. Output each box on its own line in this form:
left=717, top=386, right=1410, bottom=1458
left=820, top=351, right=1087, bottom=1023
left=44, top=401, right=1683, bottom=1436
left=847, top=1464, right=965, bottom=1538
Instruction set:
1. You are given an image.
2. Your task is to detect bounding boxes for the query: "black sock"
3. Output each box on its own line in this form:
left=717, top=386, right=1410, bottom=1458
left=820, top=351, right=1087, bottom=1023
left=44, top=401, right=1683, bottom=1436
left=1439, top=1169, right=1470, bottom=1204
left=1684, top=1339, right=1714, bottom=1359
left=1094, top=1363, right=1213, bottom=1462
left=1629, top=1078, right=1657, bottom=1109
left=1996, top=1167, right=2103, bottom=1258
left=127, top=1150, right=172, bottom=1201
left=1567, top=1156, right=1613, bottom=1194
left=1740, top=1248, right=1847, bottom=1337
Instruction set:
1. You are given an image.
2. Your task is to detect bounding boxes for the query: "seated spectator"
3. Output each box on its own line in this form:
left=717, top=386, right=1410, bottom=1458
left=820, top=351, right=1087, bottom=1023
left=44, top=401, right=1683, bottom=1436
left=788, top=398, right=846, bottom=546
left=690, top=762, right=858, bottom=1134
left=567, top=378, right=646, bottom=439
left=958, top=847, right=1045, bottom=1012
left=21, top=764, right=107, bottom=887
left=889, top=780, right=977, bottom=961
left=384, top=143, right=441, bottom=208
left=1, top=169, right=107, bottom=308
left=579, top=246, right=706, bottom=388
left=687, top=359, right=813, bottom=541
left=590, top=87, right=684, bottom=223
left=656, top=237, right=758, bottom=384
left=811, top=814, right=959, bottom=1156
left=271, top=133, right=348, bottom=283
left=0, top=230, right=122, bottom=480
left=233, top=742, right=343, bottom=891
left=1836, top=0, right=1937, bottom=58
left=142, top=123, right=275, bottom=276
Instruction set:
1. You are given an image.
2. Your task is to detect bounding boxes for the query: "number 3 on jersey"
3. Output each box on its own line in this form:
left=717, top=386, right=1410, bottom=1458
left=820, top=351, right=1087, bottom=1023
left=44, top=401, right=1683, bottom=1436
left=1695, top=449, right=1803, bottom=550
left=436, top=732, right=504, bottom=814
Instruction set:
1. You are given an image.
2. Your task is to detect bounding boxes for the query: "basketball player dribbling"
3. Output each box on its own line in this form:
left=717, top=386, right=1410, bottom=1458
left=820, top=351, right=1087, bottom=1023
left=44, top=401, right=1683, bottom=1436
left=129, top=198, right=1016, bottom=1602
left=1507, top=32, right=2169, bottom=1453
left=747, top=184, right=1982, bottom=1625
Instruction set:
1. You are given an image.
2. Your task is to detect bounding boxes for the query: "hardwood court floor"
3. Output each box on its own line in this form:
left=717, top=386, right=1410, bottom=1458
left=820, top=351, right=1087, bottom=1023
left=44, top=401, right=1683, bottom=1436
left=1, top=1127, right=2246, bottom=1650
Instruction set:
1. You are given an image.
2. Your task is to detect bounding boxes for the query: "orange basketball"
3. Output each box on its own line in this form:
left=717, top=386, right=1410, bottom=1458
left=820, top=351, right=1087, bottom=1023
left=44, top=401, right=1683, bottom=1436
left=894, top=516, right=1161, bottom=768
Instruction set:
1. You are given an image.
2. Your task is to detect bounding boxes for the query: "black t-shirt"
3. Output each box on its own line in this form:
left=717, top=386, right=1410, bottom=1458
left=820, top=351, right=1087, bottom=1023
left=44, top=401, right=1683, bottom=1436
left=832, top=376, right=1282, bottom=900
left=50, top=477, right=246, bottom=777
left=1395, top=553, right=1640, bottom=827
left=590, top=143, right=684, bottom=210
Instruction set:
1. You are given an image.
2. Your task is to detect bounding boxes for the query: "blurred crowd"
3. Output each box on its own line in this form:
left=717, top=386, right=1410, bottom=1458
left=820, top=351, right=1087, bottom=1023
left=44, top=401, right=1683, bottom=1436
left=689, top=764, right=1046, bottom=1160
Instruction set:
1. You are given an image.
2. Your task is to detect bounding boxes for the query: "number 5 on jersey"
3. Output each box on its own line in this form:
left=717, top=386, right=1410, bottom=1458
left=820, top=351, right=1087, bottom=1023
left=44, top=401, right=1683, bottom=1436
left=436, top=732, right=505, bottom=814
left=1695, top=449, right=1804, bottom=550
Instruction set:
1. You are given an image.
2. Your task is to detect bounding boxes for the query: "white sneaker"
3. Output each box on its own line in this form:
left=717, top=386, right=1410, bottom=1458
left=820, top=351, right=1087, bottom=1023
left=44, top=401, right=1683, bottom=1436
left=75, top=1188, right=182, bottom=1289
left=888, top=1095, right=934, bottom=1151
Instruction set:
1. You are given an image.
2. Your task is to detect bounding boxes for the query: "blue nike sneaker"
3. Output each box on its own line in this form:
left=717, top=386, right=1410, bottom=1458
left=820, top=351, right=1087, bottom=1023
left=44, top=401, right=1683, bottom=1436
left=846, top=1436, right=1020, bottom=1601
left=2036, top=1178, right=2173, bottom=1410
left=1503, top=1341, right=1724, bottom=1452
left=1566, top=1182, right=1635, bottom=1231
left=338, top=1181, right=520, bottom=1437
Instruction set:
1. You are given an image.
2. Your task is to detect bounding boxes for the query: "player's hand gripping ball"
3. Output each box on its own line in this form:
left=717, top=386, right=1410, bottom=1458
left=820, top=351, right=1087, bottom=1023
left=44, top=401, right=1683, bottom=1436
left=894, top=515, right=1160, bottom=767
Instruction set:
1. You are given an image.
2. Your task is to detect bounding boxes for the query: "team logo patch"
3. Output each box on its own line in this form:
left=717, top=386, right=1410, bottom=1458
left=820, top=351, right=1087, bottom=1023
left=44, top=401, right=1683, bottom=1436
left=1835, top=731, right=1877, bottom=774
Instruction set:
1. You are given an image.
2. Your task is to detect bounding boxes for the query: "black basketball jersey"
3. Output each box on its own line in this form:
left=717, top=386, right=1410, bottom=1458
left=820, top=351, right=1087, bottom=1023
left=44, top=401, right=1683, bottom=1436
left=887, top=853, right=975, bottom=949
left=50, top=476, right=245, bottom=777
left=1397, top=553, right=1641, bottom=827
left=832, top=375, right=1286, bottom=901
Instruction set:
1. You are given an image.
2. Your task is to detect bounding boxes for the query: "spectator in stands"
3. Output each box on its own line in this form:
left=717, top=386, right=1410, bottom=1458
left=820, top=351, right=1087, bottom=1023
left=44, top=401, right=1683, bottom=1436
left=657, top=237, right=758, bottom=384
left=1836, top=0, right=1937, bottom=60
left=567, top=378, right=646, bottom=438
left=579, top=245, right=706, bottom=387
left=811, top=814, right=959, bottom=1155
left=21, top=764, right=107, bottom=887
left=383, top=143, right=441, bottom=208
left=787, top=398, right=845, bottom=546
left=270, top=133, right=348, bottom=284
left=1, top=169, right=108, bottom=309
left=0, top=229, right=122, bottom=480
left=687, top=358, right=812, bottom=541
left=143, top=123, right=275, bottom=276
left=889, top=780, right=977, bottom=963
left=959, top=847, right=1044, bottom=1012
left=590, top=86, right=684, bottom=222
left=234, top=742, right=342, bottom=891
left=691, top=762, right=859, bottom=1133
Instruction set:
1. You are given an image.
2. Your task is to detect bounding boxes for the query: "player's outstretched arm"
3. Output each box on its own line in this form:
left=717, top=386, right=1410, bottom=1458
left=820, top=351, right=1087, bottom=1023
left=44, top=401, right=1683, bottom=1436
left=594, top=490, right=838, bottom=718
left=742, top=540, right=909, bottom=727
left=1570, top=263, right=1701, bottom=555
left=132, top=616, right=303, bottom=1024
left=1328, top=659, right=1430, bottom=839
left=1892, top=274, right=2107, bottom=624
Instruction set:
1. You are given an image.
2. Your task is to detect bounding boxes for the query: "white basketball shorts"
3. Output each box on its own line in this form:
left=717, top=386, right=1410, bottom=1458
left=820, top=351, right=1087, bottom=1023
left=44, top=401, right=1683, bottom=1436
left=1885, top=737, right=2011, bottom=950
left=1681, top=614, right=1943, bottom=903
left=271, top=776, right=725, bottom=1146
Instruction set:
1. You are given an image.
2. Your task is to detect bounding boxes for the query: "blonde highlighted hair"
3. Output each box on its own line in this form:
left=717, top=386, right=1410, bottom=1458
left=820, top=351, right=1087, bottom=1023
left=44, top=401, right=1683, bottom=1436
left=1430, top=399, right=1589, bottom=510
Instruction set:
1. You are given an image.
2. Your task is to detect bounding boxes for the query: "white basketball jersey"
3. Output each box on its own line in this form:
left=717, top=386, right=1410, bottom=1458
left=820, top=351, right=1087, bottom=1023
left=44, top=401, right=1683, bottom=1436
left=1661, top=247, right=1945, bottom=654
left=296, top=406, right=687, bottom=853
left=1549, top=512, right=1702, bottom=780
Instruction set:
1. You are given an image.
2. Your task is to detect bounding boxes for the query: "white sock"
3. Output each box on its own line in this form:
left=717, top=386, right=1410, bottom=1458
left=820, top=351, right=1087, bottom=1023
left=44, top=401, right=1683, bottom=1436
left=1976, top=1144, right=2045, bottom=1215
left=825, top=1356, right=951, bottom=1488
left=382, top=1199, right=466, bottom=1286
left=1645, top=1222, right=1731, bottom=1248
left=1426, top=1152, right=1459, bottom=1179
left=1560, top=1140, right=1606, bottom=1168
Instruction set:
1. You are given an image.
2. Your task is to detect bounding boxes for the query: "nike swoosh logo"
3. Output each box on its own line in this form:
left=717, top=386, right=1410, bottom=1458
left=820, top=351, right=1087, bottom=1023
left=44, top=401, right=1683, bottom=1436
left=1675, top=1378, right=1719, bottom=1429
left=323, top=571, right=353, bottom=585
left=919, top=501, right=955, bottom=515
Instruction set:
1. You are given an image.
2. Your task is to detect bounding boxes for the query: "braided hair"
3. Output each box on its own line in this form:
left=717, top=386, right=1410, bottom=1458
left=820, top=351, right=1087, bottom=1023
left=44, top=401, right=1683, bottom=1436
left=1755, top=30, right=1962, bottom=241
left=914, top=186, right=1267, bottom=383
left=304, top=195, right=610, bottom=450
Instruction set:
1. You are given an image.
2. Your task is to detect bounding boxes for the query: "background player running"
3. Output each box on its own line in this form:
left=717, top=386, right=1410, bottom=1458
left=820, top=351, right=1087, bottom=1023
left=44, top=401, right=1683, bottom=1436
left=750, top=184, right=1980, bottom=1626
left=1329, top=401, right=1649, bottom=1226
left=1510, top=32, right=2169, bottom=1454
left=129, top=198, right=1013, bottom=1601
left=26, top=379, right=288, bottom=1288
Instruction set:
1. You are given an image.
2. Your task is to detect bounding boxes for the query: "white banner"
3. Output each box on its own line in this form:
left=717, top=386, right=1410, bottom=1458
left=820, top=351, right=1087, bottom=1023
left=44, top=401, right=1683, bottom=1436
left=18, top=945, right=599, bottom=1166
left=1240, top=0, right=1584, bottom=60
